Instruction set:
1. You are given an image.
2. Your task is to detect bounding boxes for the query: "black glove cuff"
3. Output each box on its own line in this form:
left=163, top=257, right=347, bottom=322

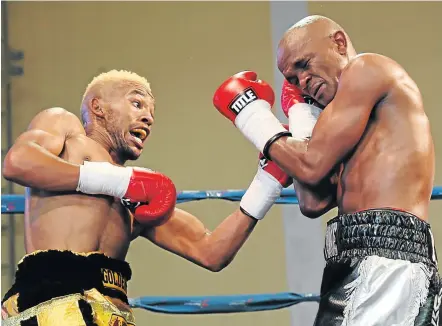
left=239, top=206, right=258, bottom=221
left=262, top=131, right=292, bottom=161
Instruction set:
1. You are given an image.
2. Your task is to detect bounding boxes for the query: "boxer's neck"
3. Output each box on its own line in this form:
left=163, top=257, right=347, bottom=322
left=85, top=126, right=126, bottom=166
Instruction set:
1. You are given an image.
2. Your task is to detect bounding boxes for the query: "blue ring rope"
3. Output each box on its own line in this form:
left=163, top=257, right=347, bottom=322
left=2, top=186, right=442, bottom=214
left=128, top=292, right=320, bottom=314
left=2, top=186, right=441, bottom=314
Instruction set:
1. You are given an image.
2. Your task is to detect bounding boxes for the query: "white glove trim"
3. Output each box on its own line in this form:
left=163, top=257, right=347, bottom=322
left=77, top=161, right=132, bottom=198
left=240, top=168, right=283, bottom=220
left=288, top=103, right=322, bottom=140
left=234, top=99, right=287, bottom=153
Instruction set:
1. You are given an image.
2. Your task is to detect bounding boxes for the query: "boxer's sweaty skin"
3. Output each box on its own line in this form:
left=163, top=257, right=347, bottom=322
left=3, top=79, right=258, bottom=283
left=332, top=58, right=434, bottom=220
left=4, top=105, right=258, bottom=314
left=3, top=107, right=144, bottom=311
left=5, top=105, right=148, bottom=261
left=272, top=52, right=434, bottom=221
left=25, top=132, right=141, bottom=260
left=270, top=56, right=434, bottom=220
left=271, top=56, right=434, bottom=220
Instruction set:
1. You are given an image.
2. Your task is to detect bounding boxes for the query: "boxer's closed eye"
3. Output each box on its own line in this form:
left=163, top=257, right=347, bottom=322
left=295, top=59, right=310, bottom=70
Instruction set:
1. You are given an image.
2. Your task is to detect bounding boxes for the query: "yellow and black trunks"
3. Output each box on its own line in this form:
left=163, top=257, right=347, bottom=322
left=1, top=250, right=135, bottom=326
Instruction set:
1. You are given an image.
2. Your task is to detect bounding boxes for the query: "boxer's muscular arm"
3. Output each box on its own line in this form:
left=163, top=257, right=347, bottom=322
left=269, top=55, right=392, bottom=185
left=293, top=176, right=337, bottom=218
left=289, top=132, right=338, bottom=218
left=142, top=208, right=257, bottom=272
left=3, top=107, right=84, bottom=190
left=290, top=144, right=338, bottom=217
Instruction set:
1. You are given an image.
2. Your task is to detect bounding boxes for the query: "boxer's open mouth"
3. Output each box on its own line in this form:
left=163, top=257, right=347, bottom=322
left=129, top=128, right=148, bottom=142
left=129, top=128, right=149, bottom=149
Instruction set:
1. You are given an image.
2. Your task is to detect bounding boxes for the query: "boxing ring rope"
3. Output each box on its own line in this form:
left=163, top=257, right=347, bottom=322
left=1, top=186, right=442, bottom=314
left=3, top=187, right=442, bottom=213
left=129, top=292, right=320, bottom=314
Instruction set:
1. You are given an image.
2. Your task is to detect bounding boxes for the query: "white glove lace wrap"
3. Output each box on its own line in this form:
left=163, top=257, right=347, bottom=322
left=240, top=167, right=283, bottom=220
left=288, top=103, right=322, bottom=140
left=77, top=161, right=132, bottom=198
left=234, top=99, right=290, bottom=158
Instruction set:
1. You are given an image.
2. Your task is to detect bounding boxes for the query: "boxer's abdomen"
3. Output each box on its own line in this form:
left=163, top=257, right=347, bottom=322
left=336, top=93, right=434, bottom=220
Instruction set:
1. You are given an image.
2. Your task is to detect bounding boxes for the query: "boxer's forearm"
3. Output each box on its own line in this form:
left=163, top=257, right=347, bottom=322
left=145, top=208, right=257, bottom=272
left=293, top=179, right=337, bottom=218
left=269, top=137, right=329, bottom=186
left=3, top=142, right=80, bottom=191
left=201, top=209, right=257, bottom=271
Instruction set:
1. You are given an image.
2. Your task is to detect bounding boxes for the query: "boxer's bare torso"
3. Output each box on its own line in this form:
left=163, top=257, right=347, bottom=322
left=25, top=129, right=143, bottom=260
left=10, top=111, right=148, bottom=311
left=335, top=55, right=434, bottom=220
left=3, top=71, right=263, bottom=320
left=274, top=53, right=434, bottom=221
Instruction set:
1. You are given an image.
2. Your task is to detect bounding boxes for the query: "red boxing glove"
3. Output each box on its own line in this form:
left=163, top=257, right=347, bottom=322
left=213, top=71, right=289, bottom=158
left=213, top=71, right=275, bottom=123
left=123, top=168, right=177, bottom=225
left=281, top=79, right=306, bottom=117
left=78, top=162, right=176, bottom=225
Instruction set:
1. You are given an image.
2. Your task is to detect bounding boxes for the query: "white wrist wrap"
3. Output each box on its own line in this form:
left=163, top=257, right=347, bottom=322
left=288, top=103, right=322, bottom=140
left=77, top=161, right=132, bottom=198
left=234, top=99, right=287, bottom=153
left=240, top=168, right=283, bottom=220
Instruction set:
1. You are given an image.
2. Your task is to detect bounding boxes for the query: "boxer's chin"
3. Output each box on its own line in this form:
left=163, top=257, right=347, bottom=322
left=127, top=146, right=142, bottom=160
left=318, top=86, right=337, bottom=107
left=120, top=143, right=142, bottom=161
left=123, top=135, right=145, bottom=160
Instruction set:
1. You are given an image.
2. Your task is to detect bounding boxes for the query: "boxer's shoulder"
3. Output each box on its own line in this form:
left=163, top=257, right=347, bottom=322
left=337, top=53, right=397, bottom=96
left=32, top=107, right=80, bottom=123
left=35, top=108, right=106, bottom=163
left=345, top=53, right=401, bottom=81
left=30, top=107, right=85, bottom=136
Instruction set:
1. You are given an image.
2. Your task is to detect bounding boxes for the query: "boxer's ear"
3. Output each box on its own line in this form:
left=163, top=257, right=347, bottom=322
left=332, top=31, right=347, bottom=55
left=90, top=98, right=105, bottom=118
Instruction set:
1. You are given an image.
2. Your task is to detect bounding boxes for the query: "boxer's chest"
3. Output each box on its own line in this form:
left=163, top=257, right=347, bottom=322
left=110, top=200, right=145, bottom=240
left=60, top=134, right=145, bottom=239
left=61, top=134, right=114, bottom=164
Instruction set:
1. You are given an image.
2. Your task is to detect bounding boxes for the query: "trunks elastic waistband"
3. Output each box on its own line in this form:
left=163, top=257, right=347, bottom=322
left=2, top=250, right=132, bottom=312
left=324, top=208, right=437, bottom=267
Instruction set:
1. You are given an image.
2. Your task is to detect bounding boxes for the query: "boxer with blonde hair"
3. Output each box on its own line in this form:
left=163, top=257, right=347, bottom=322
left=2, top=69, right=291, bottom=325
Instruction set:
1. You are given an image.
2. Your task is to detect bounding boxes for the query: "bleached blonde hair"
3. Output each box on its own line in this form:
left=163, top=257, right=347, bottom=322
left=80, top=69, right=153, bottom=124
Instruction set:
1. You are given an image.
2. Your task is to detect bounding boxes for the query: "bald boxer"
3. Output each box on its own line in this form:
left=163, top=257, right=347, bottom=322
left=213, top=15, right=440, bottom=326
left=1, top=70, right=291, bottom=325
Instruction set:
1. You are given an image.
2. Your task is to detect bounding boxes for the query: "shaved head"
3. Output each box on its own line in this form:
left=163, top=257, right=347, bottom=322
left=279, top=15, right=353, bottom=60
left=277, top=15, right=357, bottom=106
left=284, top=15, right=344, bottom=38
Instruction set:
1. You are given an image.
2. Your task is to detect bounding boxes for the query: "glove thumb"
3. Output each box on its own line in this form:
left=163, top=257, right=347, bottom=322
left=234, top=71, right=258, bottom=81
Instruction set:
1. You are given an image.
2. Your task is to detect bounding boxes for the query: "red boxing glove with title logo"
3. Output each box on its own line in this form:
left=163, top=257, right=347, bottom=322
left=213, top=71, right=291, bottom=159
